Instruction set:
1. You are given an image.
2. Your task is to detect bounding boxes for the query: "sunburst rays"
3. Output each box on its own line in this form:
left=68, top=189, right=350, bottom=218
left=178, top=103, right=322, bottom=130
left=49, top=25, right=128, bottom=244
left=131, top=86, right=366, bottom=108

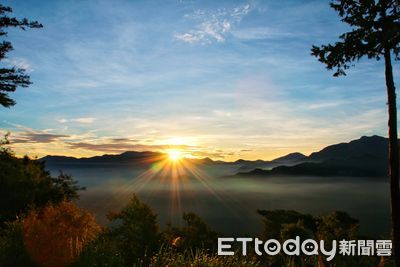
left=99, top=152, right=242, bottom=226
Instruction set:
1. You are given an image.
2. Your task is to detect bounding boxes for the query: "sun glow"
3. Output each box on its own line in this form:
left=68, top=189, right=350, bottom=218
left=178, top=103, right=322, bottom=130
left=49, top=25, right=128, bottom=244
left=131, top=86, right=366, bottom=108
left=109, top=146, right=226, bottom=226
left=167, top=149, right=183, bottom=161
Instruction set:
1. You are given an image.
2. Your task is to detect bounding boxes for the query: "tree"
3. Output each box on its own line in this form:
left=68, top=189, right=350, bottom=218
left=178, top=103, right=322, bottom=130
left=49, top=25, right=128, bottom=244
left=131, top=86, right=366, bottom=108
left=22, top=201, right=101, bottom=267
left=315, top=211, right=359, bottom=242
left=0, top=144, right=84, bottom=224
left=257, top=210, right=317, bottom=266
left=257, top=210, right=377, bottom=266
left=257, top=209, right=316, bottom=240
left=107, top=194, right=160, bottom=265
left=0, top=4, right=42, bottom=108
left=164, top=212, right=219, bottom=252
left=311, top=0, right=400, bottom=263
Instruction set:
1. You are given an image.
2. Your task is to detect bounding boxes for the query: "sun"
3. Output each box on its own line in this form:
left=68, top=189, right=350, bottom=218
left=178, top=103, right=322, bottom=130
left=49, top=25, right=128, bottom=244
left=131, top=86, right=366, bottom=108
left=167, top=150, right=183, bottom=162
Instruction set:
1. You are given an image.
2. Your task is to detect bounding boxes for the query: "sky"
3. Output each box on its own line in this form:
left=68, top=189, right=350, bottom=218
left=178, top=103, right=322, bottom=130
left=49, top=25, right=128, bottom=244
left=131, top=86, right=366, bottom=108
left=0, top=0, right=398, bottom=161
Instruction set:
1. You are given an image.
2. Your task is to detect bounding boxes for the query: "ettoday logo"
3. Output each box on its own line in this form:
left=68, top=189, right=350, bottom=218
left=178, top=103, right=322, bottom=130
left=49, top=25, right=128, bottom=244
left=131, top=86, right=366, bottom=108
left=218, top=237, right=392, bottom=261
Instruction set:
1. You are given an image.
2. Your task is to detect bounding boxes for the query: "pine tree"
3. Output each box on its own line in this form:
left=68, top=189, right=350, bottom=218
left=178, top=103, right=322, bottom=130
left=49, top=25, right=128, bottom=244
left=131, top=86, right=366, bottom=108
left=0, top=4, right=42, bottom=107
left=311, top=0, right=400, bottom=264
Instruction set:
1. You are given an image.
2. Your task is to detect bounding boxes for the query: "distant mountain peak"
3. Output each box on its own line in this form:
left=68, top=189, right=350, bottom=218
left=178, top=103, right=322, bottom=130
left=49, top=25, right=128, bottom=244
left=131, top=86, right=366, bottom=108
left=40, top=135, right=388, bottom=177
left=307, top=135, right=387, bottom=162
left=272, top=152, right=307, bottom=162
left=235, top=135, right=389, bottom=178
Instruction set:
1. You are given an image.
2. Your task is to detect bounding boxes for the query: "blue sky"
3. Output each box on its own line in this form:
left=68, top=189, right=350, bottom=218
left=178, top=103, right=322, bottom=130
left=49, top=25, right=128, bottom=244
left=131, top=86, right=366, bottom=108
left=0, top=0, right=398, bottom=160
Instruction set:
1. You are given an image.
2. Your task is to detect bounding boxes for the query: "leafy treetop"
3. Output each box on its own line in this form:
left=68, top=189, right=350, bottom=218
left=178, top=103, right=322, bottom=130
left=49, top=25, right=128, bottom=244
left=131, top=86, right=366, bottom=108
left=311, top=0, right=399, bottom=76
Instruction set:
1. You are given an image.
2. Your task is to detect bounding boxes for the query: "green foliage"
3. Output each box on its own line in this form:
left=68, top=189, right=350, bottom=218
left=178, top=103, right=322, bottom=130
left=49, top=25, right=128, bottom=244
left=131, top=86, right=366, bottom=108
left=74, top=203, right=222, bottom=266
left=107, top=194, right=160, bottom=265
left=315, top=210, right=359, bottom=242
left=0, top=143, right=84, bottom=225
left=257, top=209, right=316, bottom=240
left=257, top=209, right=383, bottom=266
left=49, top=171, right=84, bottom=202
left=0, top=221, right=37, bottom=267
left=47, top=195, right=389, bottom=266
left=0, top=4, right=43, bottom=107
left=164, top=212, right=219, bottom=252
left=257, top=209, right=314, bottom=266
left=311, top=0, right=399, bottom=76
left=72, top=231, right=125, bottom=267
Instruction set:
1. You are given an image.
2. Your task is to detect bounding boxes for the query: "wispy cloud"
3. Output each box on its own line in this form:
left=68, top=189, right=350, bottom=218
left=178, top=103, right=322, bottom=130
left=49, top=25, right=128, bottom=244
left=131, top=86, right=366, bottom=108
left=189, top=150, right=234, bottom=159
left=175, top=3, right=253, bottom=44
left=11, top=132, right=69, bottom=144
left=305, top=101, right=345, bottom=110
left=231, top=27, right=296, bottom=40
left=67, top=140, right=141, bottom=153
left=57, top=117, right=96, bottom=124
left=0, top=0, right=391, bottom=161
left=67, top=140, right=196, bottom=154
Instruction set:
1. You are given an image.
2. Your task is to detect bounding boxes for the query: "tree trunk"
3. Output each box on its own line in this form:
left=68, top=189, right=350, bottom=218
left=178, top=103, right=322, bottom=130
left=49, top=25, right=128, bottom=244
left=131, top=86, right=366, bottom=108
left=385, top=47, right=400, bottom=265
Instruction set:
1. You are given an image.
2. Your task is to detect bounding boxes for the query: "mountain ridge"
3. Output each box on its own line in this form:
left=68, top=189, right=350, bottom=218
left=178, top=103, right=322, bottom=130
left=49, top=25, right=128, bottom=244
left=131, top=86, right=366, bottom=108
left=236, top=135, right=389, bottom=177
left=40, top=149, right=307, bottom=167
left=40, top=135, right=389, bottom=177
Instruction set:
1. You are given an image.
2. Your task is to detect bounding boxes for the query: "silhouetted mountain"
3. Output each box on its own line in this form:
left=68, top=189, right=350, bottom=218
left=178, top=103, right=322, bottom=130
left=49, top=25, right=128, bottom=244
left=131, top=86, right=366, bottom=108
left=41, top=135, right=389, bottom=177
left=236, top=136, right=389, bottom=177
left=41, top=150, right=307, bottom=173
left=235, top=153, right=307, bottom=172
left=308, top=135, right=387, bottom=162
left=40, top=151, right=165, bottom=168
left=272, top=152, right=307, bottom=163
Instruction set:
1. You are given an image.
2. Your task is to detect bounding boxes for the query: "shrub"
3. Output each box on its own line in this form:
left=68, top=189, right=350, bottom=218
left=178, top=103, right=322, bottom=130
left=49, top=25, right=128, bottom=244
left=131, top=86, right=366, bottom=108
left=22, top=200, right=101, bottom=267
